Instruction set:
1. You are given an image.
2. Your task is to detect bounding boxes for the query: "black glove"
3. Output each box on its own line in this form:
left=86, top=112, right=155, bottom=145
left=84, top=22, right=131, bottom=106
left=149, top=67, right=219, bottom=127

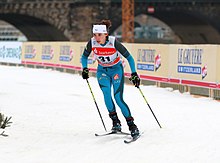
left=0, top=116, right=12, bottom=129
left=129, top=72, right=140, bottom=88
left=82, top=68, right=89, bottom=79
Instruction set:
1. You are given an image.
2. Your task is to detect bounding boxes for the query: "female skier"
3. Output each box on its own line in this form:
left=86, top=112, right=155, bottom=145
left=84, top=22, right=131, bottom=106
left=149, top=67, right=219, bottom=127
left=81, top=20, right=140, bottom=138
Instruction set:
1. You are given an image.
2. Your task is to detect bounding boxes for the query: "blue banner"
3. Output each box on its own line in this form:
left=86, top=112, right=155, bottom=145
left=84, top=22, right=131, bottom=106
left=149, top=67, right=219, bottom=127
left=178, top=65, right=201, bottom=74
left=137, top=63, right=154, bottom=71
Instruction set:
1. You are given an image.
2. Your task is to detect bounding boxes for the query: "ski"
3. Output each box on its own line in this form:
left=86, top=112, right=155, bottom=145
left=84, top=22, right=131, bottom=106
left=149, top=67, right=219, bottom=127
left=95, top=131, right=130, bottom=137
left=124, top=133, right=142, bottom=144
left=0, top=131, right=8, bottom=137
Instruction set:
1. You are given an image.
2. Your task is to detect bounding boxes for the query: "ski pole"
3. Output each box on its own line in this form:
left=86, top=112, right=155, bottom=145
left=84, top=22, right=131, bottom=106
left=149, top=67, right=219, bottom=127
left=86, top=79, right=107, bottom=132
left=138, top=87, right=162, bottom=128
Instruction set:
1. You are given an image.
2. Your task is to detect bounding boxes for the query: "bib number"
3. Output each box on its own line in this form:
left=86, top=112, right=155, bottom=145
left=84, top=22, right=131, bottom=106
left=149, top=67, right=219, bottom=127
left=98, top=56, right=111, bottom=63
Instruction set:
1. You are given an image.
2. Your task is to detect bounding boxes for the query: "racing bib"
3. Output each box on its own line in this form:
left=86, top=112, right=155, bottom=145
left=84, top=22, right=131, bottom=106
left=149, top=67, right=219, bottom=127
left=91, top=36, right=121, bottom=67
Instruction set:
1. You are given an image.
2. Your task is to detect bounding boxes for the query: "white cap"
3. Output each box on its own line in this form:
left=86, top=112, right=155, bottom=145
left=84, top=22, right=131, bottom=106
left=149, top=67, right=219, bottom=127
left=93, top=25, right=107, bottom=33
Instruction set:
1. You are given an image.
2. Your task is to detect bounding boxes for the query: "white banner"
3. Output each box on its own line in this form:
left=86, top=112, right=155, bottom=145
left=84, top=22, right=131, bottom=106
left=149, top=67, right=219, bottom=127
left=0, top=42, right=22, bottom=64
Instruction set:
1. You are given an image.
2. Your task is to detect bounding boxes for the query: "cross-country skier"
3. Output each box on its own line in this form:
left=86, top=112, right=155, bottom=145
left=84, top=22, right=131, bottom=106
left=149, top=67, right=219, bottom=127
left=81, top=19, right=140, bottom=138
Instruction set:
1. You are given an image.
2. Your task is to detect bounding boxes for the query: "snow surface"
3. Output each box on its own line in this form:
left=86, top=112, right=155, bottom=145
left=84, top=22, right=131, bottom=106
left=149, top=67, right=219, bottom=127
left=0, top=65, right=220, bottom=163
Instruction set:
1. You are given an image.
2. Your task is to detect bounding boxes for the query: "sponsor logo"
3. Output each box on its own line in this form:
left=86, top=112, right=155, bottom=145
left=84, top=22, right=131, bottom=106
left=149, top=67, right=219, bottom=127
left=0, top=45, right=21, bottom=60
left=155, top=54, right=161, bottom=71
left=24, top=45, right=36, bottom=59
left=137, top=63, right=154, bottom=71
left=92, top=47, right=116, bottom=56
left=114, top=74, right=119, bottom=80
left=202, top=65, right=207, bottom=79
left=178, top=66, right=201, bottom=74
left=41, top=45, right=54, bottom=60
left=94, top=48, right=97, bottom=53
left=177, top=48, right=203, bottom=76
left=59, top=46, right=73, bottom=62
left=113, top=74, right=120, bottom=84
left=98, top=73, right=108, bottom=80
left=137, top=48, right=159, bottom=71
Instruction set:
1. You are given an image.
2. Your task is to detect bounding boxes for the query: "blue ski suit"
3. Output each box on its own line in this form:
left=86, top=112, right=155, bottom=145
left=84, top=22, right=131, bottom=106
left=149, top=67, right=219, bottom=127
left=81, top=36, right=136, bottom=118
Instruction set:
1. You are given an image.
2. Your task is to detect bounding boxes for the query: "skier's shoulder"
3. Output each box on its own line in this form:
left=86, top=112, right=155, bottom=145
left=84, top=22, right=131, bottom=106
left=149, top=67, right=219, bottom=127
left=108, top=36, right=116, bottom=41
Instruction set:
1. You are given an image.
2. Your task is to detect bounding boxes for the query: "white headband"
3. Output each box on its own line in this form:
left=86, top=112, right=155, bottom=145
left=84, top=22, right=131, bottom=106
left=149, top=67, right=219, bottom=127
left=93, top=25, right=107, bottom=33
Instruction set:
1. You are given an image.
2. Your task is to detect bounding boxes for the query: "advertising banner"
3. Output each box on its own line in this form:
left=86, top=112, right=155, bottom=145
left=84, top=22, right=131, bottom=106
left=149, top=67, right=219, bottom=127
left=20, top=41, right=220, bottom=89
left=22, top=42, right=41, bottom=64
left=0, top=42, right=22, bottom=64
left=23, top=42, right=66, bottom=67
left=57, top=42, right=76, bottom=69
left=22, top=41, right=97, bottom=71
left=40, top=42, right=60, bottom=66
left=124, top=43, right=169, bottom=81
left=217, top=46, right=220, bottom=84
left=169, top=44, right=217, bottom=83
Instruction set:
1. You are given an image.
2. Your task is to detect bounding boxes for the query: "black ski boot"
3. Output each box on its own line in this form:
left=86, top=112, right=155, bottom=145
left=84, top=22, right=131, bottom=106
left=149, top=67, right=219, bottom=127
left=109, top=112, right=121, bottom=132
left=126, top=117, right=139, bottom=138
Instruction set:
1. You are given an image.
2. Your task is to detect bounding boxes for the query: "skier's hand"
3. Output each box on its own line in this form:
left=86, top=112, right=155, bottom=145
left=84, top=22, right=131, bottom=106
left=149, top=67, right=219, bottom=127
left=0, top=116, right=12, bottom=129
left=82, top=68, right=89, bottom=79
left=129, top=72, right=140, bottom=88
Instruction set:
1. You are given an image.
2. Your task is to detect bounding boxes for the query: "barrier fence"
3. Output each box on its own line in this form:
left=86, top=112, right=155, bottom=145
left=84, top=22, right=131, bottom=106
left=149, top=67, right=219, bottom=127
left=1, top=41, right=220, bottom=99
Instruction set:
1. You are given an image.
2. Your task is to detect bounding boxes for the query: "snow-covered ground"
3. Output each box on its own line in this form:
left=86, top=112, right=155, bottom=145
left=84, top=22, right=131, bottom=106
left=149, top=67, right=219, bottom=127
left=0, top=65, right=220, bottom=163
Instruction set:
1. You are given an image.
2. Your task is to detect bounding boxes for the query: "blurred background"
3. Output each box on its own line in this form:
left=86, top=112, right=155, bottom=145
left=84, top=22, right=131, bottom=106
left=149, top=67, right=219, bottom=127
left=0, top=0, right=220, bottom=44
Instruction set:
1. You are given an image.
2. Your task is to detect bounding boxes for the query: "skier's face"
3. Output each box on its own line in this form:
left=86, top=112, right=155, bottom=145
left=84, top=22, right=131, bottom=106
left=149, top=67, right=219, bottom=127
left=93, top=33, right=107, bottom=44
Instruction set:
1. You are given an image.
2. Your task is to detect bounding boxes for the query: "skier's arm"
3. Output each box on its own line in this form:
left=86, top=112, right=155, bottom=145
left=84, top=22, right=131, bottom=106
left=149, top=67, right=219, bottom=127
left=81, top=40, right=92, bottom=69
left=115, top=39, right=140, bottom=87
left=115, top=39, right=136, bottom=73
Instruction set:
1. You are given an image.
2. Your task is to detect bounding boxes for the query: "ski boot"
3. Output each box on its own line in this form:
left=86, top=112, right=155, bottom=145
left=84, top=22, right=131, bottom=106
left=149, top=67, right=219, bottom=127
left=109, top=112, right=121, bottom=132
left=126, top=117, right=139, bottom=138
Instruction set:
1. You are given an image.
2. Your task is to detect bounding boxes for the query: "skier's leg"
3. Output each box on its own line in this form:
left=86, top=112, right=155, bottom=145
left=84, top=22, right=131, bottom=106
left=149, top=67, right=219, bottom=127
left=112, top=65, right=139, bottom=137
left=97, top=71, right=115, bottom=113
left=97, top=71, right=121, bottom=131
left=112, top=64, right=131, bottom=118
left=126, top=117, right=139, bottom=138
left=109, top=112, right=121, bottom=132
